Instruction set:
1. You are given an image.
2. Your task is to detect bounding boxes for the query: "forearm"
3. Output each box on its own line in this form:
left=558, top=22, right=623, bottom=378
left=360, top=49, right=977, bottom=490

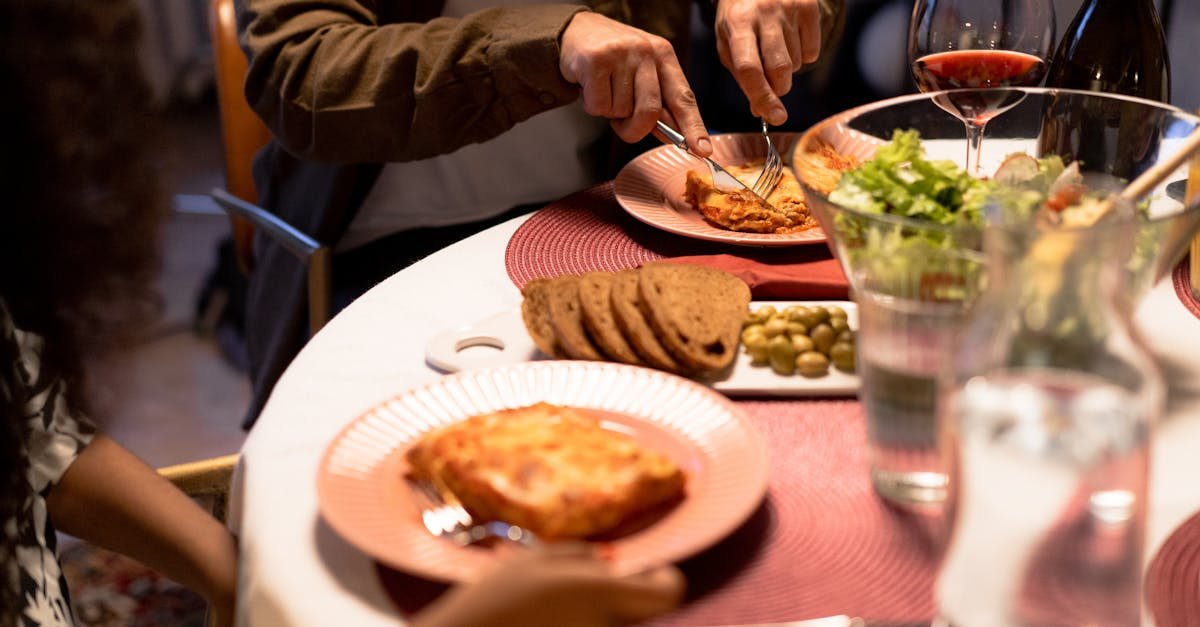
left=240, top=0, right=587, bottom=163
left=45, top=435, right=237, bottom=621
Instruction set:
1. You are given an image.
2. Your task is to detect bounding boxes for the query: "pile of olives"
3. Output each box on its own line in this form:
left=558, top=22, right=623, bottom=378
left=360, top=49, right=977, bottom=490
left=741, top=304, right=856, bottom=377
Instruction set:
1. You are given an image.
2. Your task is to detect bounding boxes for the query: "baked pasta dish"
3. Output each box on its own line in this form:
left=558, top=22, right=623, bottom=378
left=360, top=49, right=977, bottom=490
left=684, top=161, right=817, bottom=234
left=405, top=403, right=686, bottom=539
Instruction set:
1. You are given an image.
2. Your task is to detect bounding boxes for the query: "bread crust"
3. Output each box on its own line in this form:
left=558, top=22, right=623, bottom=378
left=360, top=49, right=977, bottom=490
left=609, top=269, right=685, bottom=373
left=637, top=262, right=750, bottom=373
left=577, top=271, right=644, bottom=366
left=520, top=278, right=561, bottom=358
left=545, top=275, right=603, bottom=360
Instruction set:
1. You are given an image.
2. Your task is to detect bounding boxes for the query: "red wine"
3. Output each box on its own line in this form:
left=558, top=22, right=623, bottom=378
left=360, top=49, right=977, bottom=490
left=912, top=50, right=1047, bottom=92
left=1044, top=0, right=1170, bottom=102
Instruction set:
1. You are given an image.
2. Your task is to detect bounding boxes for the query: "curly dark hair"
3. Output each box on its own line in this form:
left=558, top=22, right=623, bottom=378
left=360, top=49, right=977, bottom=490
left=0, top=0, right=167, bottom=617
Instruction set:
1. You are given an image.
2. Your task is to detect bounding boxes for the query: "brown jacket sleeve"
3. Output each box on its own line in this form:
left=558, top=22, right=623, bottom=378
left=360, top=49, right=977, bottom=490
left=240, top=0, right=589, bottom=163
left=811, top=0, right=847, bottom=73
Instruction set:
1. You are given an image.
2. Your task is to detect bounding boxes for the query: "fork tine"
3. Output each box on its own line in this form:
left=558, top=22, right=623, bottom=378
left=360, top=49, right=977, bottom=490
left=752, top=120, right=784, bottom=199
left=406, top=475, right=542, bottom=547
left=754, top=157, right=782, bottom=198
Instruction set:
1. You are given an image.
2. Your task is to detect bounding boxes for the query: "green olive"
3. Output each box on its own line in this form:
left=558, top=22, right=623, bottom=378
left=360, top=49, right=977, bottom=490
left=767, top=336, right=797, bottom=375
left=811, top=307, right=831, bottom=325
left=797, top=309, right=821, bottom=329
left=830, top=342, right=856, bottom=372
left=741, top=324, right=765, bottom=344
left=763, top=318, right=788, bottom=338
left=829, top=317, right=850, bottom=335
left=786, top=306, right=810, bottom=323
left=757, top=305, right=778, bottom=320
left=786, top=321, right=809, bottom=337
left=796, top=351, right=830, bottom=377
left=810, top=323, right=836, bottom=355
left=790, top=334, right=815, bottom=354
left=743, top=331, right=769, bottom=352
left=746, top=342, right=770, bottom=365
left=825, top=306, right=848, bottom=320
left=837, top=329, right=855, bottom=344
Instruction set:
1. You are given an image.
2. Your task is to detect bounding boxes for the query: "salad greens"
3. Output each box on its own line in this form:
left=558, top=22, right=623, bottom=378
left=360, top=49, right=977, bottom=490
left=823, top=128, right=1161, bottom=307
left=828, top=129, right=992, bottom=228
left=822, top=129, right=1126, bottom=303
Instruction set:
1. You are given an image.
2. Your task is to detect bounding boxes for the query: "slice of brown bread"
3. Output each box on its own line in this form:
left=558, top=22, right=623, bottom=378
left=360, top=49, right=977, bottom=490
left=609, top=269, right=684, bottom=373
left=520, top=278, right=561, bottom=358
left=577, top=271, right=644, bottom=366
left=637, top=262, right=750, bottom=373
left=545, top=275, right=604, bottom=360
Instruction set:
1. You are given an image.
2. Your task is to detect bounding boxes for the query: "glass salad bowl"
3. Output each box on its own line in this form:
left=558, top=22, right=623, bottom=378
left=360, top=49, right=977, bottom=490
left=793, top=87, right=1200, bottom=305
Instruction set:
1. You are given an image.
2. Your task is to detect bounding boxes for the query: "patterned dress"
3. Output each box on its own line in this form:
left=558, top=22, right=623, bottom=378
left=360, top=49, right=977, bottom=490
left=2, top=301, right=95, bottom=626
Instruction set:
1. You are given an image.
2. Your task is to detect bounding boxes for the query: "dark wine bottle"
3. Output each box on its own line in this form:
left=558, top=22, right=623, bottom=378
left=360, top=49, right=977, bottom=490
left=1038, top=0, right=1172, bottom=179
left=1044, top=0, right=1171, bottom=101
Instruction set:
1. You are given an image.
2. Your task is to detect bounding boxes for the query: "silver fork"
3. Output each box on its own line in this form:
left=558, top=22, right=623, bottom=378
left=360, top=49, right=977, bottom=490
left=405, top=477, right=541, bottom=548
left=751, top=119, right=783, bottom=199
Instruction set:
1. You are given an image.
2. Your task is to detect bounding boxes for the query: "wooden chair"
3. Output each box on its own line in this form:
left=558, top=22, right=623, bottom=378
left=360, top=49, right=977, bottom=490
left=148, top=454, right=238, bottom=627
left=158, top=453, right=239, bottom=524
left=207, top=0, right=331, bottom=334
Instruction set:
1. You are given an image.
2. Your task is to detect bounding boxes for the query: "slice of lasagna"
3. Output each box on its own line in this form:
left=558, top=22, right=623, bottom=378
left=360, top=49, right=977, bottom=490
left=684, top=161, right=817, bottom=234
left=405, top=403, right=686, bottom=540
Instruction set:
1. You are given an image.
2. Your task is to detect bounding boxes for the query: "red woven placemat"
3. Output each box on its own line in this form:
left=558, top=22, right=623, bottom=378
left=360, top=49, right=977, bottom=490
left=1146, top=510, right=1200, bottom=627
left=1171, top=259, right=1200, bottom=321
left=504, top=183, right=845, bottom=294
left=376, top=398, right=939, bottom=624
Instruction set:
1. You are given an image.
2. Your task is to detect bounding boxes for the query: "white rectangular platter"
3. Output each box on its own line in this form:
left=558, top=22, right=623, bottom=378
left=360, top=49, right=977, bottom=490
left=424, top=301, right=859, bottom=398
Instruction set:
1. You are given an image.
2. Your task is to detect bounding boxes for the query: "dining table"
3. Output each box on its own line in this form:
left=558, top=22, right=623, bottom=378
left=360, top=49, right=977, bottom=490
left=228, top=182, right=1200, bottom=627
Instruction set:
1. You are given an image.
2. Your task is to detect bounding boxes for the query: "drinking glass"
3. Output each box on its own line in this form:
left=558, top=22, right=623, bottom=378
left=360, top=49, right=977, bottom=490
left=934, top=200, right=1163, bottom=626
left=908, top=0, right=1055, bottom=173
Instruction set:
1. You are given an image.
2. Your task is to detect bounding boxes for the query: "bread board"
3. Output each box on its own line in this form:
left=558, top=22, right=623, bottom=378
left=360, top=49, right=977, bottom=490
left=425, top=301, right=860, bottom=397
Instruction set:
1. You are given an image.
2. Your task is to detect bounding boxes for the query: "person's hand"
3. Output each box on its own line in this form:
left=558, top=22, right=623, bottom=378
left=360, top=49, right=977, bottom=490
left=715, top=0, right=823, bottom=125
left=561, top=12, right=712, bottom=156
left=410, top=543, right=686, bottom=627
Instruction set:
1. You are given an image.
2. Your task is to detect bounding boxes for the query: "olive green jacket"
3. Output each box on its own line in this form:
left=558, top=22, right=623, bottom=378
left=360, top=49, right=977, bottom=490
left=235, top=0, right=845, bottom=427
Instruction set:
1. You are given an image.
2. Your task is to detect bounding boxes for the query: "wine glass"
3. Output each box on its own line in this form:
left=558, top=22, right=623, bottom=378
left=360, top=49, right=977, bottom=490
left=908, top=0, right=1055, bottom=173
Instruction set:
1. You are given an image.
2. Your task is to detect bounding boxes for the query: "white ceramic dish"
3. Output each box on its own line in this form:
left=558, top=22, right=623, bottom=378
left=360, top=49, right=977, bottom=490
left=425, top=301, right=860, bottom=397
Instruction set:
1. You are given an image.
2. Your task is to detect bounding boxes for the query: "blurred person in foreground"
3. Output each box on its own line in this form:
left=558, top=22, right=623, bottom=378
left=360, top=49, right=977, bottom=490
left=236, top=0, right=847, bottom=427
left=0, top=0, right=238, bottom=625
left=0, top=1, right=685, bottom=623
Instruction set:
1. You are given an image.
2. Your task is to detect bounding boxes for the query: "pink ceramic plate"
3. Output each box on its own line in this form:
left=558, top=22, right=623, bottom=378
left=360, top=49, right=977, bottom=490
left=316, top=361, right=770, bottom=583
left=613, top=132, right=825, bottom=247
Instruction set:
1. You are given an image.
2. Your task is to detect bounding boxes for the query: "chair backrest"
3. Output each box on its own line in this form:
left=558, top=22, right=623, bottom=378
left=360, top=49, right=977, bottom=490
left=209, top=0, right=270, bottom=272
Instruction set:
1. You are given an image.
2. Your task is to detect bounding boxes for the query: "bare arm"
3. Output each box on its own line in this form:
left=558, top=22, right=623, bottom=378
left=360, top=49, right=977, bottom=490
left=45, top=435, right=237, bottom=627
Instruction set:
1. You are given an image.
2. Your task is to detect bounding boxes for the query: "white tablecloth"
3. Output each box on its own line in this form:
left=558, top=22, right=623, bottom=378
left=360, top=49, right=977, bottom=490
left=231, top=212, right=1200, bottom=626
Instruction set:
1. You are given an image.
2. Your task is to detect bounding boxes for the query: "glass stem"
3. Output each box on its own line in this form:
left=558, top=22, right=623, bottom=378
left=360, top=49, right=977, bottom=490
left=964, top=120, right=987, bottom=175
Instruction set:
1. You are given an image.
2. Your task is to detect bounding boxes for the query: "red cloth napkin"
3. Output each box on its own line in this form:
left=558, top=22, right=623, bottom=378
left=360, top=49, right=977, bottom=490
left=659, top=253, right=849, bottom=300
